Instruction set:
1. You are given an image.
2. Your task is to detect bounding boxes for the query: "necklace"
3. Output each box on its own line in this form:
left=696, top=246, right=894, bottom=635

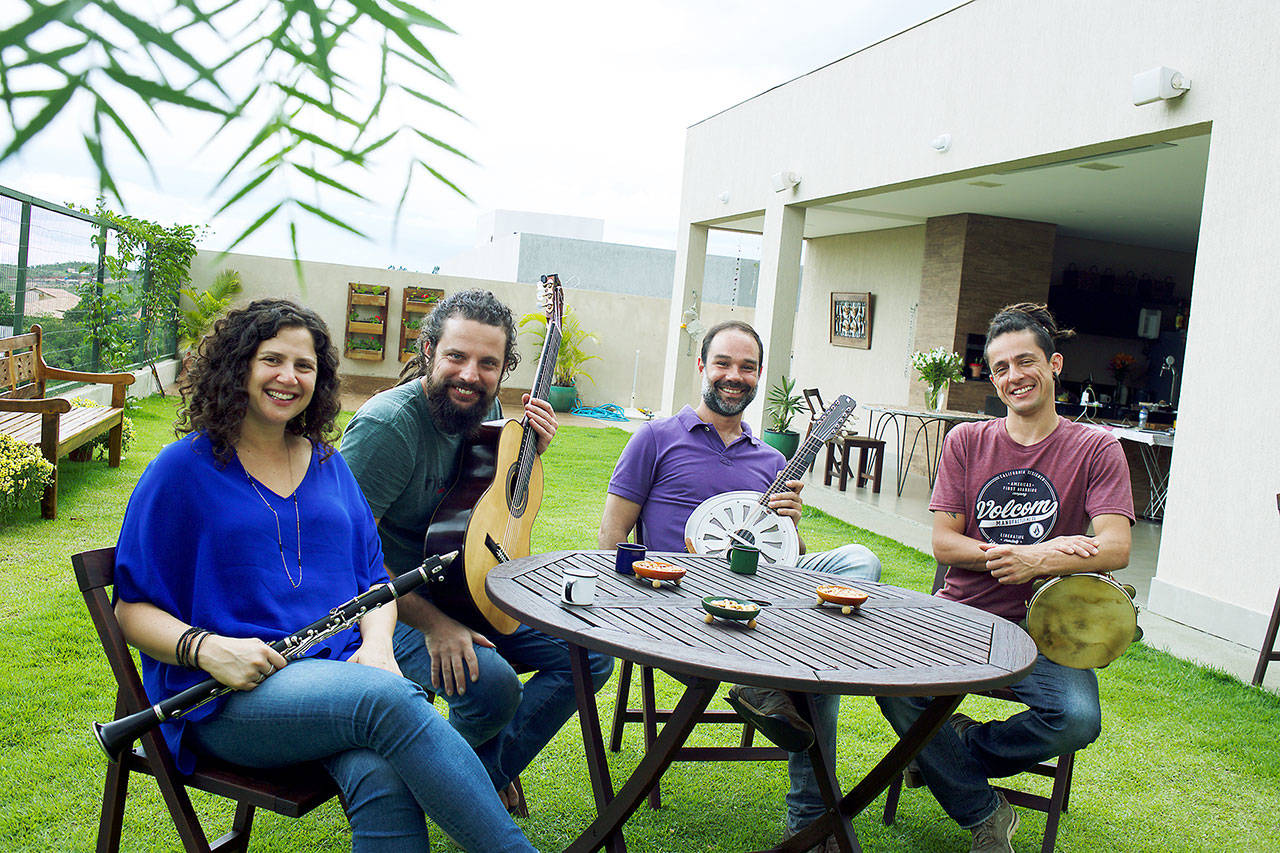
left=242, top=441, right=303, bottom=589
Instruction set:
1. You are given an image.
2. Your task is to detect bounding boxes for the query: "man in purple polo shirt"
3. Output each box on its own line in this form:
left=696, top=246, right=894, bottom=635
left=598, top=320, right=880, bottom=850
left=877, top=303, right=1134, bottom=853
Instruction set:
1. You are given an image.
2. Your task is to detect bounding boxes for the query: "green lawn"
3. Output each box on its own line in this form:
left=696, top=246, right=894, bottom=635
left=1, top=394, right=1277, bottom=851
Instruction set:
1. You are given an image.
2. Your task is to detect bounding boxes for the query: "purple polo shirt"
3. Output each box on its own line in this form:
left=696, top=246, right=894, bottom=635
left=607, top=406, right=786, bottom=550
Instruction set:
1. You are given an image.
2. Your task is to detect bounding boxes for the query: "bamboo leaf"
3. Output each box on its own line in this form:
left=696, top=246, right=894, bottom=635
left=0, top=79, right=79, bottom=161
left=100, top=66, right=230, bottom=115
left=211, top=168, right=273, bottom=217
left=400, top=85, right=464, bottom=118
left=223, top=201, right=286, bottom=252
left=293, top=199, right=369, bottom=238
left=95, top=3, right=225, bottom=95
left=0, top=0, right=92, bottom=46
left=290, top=163, right=368, bottom=200
left=411, top=128, right=474, bottom=162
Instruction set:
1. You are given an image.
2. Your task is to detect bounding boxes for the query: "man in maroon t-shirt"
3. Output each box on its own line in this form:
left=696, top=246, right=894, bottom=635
left=878, top=303, right=1134, bottom=853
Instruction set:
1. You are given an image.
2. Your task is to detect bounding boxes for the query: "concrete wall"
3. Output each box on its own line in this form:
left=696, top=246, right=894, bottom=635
left=673, top=0, right=1280, bottom=647
left=189, top=250, right=752, bottom=419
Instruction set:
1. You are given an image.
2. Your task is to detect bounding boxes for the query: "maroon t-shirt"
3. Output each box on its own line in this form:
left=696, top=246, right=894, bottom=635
left=929, top=417, right=1135, bottom=622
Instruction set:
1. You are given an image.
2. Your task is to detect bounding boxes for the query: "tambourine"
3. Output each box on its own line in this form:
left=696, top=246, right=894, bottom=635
left=1025, top=572, right=1141, bottom=669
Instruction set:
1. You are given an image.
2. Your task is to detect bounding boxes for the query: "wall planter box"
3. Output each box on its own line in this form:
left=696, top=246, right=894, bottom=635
left=345, top=348, right=384, bottom=361
left=348, top=320, right=384, bottom=334
left=400, top=286, right=443, bottom=359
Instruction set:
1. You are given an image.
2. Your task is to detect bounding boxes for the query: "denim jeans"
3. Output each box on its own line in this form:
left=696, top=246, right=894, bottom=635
left=393, top=621, right=614, bottom=790
left=876, top=653, right=1101, bottom=828
left=784, top=543, right=882, bottom=835
left=189, top=657, right=535, bottom=853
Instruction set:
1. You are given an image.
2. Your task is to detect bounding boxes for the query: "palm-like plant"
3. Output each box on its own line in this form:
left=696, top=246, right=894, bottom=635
left=178, top=269, right=242, bottom=352
left=518, top=304, right=600, bottom=388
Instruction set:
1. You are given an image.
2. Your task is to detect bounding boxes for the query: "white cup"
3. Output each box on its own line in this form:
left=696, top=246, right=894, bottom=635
left=561, top=568, right=597, bottom=606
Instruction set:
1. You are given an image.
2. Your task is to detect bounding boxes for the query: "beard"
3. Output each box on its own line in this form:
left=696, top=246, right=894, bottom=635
left=701, top=375, right=757, bottom=416
left=424, top=368, right=497, bottom=436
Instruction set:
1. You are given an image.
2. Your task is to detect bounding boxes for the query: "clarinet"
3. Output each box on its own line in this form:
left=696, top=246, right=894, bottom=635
left=93, top=551, right=457, bottom=762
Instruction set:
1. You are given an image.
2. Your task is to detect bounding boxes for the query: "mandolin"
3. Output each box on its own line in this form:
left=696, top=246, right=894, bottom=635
left=683, top=394, right=858, bottom=566
left=422, top=275, right=564, bottom=633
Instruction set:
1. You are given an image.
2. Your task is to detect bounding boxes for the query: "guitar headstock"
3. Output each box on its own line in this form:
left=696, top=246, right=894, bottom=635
left=538, top=273, right=564, bottom=326
left=811, top=394, right=858, bottom=443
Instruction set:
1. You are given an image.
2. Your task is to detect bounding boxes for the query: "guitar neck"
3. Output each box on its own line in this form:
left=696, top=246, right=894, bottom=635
left=757, top=432, right=828, bottom=505
left=514, top=318, right=562, bottom=486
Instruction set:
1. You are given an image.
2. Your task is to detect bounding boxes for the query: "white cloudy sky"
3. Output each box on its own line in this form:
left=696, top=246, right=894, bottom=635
left=1, top=0, right=959, bottom=271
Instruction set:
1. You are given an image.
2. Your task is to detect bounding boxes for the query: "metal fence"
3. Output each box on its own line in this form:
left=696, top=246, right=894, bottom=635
left=0, top=184, right=176, bottom=383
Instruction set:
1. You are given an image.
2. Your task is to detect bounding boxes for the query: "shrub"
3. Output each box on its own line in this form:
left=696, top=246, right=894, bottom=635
left=69, top=398, right=135, bottom=459
left=0, top=434, right=54, bottom=518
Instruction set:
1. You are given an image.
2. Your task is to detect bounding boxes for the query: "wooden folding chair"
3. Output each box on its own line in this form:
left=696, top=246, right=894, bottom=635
left=74, top=546, right=341, bottom=853
left=882, top=563, right=1078, bottom=853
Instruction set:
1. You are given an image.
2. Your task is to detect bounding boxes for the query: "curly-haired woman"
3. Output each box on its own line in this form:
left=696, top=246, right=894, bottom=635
left=114, top=298, right=535, bottom=852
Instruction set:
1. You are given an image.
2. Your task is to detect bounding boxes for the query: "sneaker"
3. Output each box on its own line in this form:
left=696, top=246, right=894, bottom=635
left=781, top=824, right=841, bottom=853
left=725, top=685, right=815, bottom=752
left=950, top=712, right=979, bottom=742
left=969, top=792, right=1019, bottom=853
left=903, top=758, right=924, bottom=788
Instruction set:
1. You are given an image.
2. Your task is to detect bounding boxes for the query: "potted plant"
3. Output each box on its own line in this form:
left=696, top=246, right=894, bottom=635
left=518, top=304, right=600, bottom=412
left=762, top=374, right=805, bottom=457
left=910, top=347, right=965, bottom=410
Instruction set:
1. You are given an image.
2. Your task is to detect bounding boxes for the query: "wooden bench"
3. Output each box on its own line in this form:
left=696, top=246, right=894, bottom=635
left=0, top=324, right=135, bottom=519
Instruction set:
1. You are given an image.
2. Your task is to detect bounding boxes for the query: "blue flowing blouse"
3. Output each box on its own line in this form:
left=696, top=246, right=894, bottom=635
left=114, top=433, right=385, bottom=773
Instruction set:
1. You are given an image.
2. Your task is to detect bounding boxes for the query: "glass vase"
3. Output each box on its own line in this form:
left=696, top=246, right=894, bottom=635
left=926, top=382, right=947, bottom=411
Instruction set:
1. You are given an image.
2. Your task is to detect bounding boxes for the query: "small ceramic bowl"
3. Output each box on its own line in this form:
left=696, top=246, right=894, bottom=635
left=632, top=560, right=686, bottom=588
left=701, top=595, right=761, bottom=628
left=816, top=584, right=869, bottom=615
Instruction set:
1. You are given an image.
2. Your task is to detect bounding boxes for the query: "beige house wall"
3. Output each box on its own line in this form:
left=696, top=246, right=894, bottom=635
left=671, top=0, right=1280, bottom=646
left=792, top=226, right=925, bottom=433
left=190, top=250, right=748, bottom=418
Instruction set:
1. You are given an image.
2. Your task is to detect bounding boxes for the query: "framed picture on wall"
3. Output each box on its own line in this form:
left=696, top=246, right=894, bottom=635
left=830, top=291, right=872, bottom=349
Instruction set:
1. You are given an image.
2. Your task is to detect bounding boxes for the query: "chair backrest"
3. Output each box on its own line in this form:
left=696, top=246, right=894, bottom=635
left=0, top=326, right=45, bottom=400
left=802, top=388, right=824, bottom=420
left=73, top=547, right=154, bottom=717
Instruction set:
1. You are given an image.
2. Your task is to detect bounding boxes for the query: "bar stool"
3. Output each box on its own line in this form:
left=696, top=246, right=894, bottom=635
left=823, top=433, right=885, bottom=493
left=1252, top=493, right=1280, bottom=687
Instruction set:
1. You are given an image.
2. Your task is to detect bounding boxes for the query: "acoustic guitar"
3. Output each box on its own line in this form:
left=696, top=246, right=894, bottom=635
left=422, top=275, right=564, bottom=634
left=684, top=394, right=858, bottom=566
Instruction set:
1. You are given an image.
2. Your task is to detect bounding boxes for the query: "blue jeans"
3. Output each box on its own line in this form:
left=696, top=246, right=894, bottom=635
left=393, top=621, right=614, bottom=790
left=189, top=658, right=535, bottom=853
left=876, top=653, right=1101, bottom=828
left=784, top=543, right=882, bottom=834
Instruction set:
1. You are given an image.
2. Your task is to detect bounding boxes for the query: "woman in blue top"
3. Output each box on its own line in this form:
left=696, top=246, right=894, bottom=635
left=114, top=298, right=535, bottom=852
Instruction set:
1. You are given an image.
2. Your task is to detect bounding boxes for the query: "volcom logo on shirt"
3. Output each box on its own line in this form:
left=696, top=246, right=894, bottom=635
left=973, top=469, right=1059, bottom=544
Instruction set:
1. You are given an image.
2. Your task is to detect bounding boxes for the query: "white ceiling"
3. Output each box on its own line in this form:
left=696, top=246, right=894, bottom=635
left=719, top=133, right=1210, bottom=253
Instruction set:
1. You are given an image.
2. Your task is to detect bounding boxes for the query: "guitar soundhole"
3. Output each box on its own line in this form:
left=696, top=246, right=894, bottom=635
left=505, top=463, right=527, bottom=517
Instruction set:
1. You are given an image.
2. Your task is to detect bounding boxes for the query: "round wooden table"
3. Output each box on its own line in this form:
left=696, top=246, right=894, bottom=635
left=488, top=551, right=1037, bottom=853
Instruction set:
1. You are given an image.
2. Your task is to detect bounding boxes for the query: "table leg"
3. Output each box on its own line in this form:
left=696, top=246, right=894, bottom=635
left=565, top=659, right=718, bottom=853
left=762, top=694, right=965, bottom=853
left=871, top=412, right=908, bottom=497
left=570, top=644, right=625, bottom=853
left=793, top=692, right=861, bottom=853
left=1138, top=443, right=1172, bottom=520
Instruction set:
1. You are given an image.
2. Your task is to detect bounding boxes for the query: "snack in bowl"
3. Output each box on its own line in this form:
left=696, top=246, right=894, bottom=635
left=701, top=595, right=761, bottom=629
left=816, top=584, right=869, bottom=615
left=632, top=559, right=686, bottom=588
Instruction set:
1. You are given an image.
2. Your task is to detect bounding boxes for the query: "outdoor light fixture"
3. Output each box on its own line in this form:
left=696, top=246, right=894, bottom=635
left=1132, top=66, right=1191, bottom=105
left=717, top=191, right=730, bottom=204
left=770, top=171, right=800, bottom=193
left=931, top=133, right=952, bottom=153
